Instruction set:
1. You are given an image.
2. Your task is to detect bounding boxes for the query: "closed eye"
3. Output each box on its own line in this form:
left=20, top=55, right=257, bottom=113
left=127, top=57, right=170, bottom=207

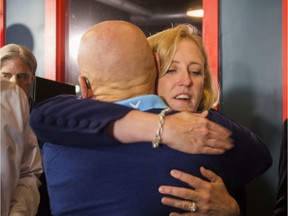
left=190, top=70, right=202, bottom=76
left=166, top=69, right=176, bottom=74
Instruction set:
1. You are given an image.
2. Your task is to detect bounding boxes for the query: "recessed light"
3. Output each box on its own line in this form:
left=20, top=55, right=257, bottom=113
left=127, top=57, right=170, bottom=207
left=186, top=9, right=204, bottom=17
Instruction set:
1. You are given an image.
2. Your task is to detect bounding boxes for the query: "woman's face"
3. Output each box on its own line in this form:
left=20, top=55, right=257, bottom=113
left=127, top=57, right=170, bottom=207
left=157, top=39, right=205, bottom=112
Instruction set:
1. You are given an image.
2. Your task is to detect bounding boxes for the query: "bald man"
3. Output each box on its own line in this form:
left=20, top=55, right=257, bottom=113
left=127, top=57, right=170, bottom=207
left=77, top=20, right=156, bottom=102
left=30, top=21, right=271, bottom=216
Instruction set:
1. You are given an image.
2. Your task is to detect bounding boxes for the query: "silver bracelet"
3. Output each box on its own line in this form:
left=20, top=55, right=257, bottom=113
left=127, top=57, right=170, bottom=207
left=152, top=108, right=172, bottom=148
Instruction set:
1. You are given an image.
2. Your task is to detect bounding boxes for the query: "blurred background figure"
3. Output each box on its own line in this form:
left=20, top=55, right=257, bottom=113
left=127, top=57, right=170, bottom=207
left=0, top=43, right=51, bottom=215
left=1, top=79, right=42, bottom=216
left=0, top=44, right=37, bottom=110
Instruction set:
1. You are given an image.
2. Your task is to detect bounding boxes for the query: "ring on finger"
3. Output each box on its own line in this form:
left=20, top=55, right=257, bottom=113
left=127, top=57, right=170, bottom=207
left=190, top=201, right=197, bottom=212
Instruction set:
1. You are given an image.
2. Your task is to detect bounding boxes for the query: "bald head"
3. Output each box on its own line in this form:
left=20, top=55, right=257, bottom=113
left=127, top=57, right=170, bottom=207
left=78, top=20, right=157, bottom=102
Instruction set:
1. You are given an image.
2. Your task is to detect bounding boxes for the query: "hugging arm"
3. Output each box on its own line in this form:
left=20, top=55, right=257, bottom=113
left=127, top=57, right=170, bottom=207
left=30, top=95, right=233, bottom=154
left=30, top=95, right=134, bottom=147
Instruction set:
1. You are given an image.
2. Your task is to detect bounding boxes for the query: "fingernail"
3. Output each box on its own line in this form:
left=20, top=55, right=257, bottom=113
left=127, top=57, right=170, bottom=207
left=170, top=169, right=180, bottom=177
left=159, top=186, right=166, bottom=193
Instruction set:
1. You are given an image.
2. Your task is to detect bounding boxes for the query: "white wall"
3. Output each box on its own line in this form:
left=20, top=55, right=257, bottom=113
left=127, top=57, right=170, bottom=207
left=6, top=0, right=45, bottom=78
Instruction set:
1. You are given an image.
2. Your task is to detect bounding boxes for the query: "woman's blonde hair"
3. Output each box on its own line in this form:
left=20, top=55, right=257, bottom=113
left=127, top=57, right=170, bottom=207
left=148, top=24, right=220, bottom=111
left=0, top=44, right=37, bottom=75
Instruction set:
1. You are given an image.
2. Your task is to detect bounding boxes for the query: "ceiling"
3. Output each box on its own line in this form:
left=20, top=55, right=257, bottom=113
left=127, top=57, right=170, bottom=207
left=126, top=0, right=202, bottom=13
left=93, top=0, right=203, bottom=28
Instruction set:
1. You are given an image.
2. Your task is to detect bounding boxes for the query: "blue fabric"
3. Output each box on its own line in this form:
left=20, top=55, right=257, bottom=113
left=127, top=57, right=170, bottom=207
left=30, top=94, right=272, bottom=216
left=30, top=95, right=134, bottom=148
left=115, top=94, right=168, bottom=111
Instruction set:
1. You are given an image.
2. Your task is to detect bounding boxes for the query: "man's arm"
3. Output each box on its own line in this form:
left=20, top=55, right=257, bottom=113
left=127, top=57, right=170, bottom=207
left=30, top=94, right=134, bottom=147
left=30, top=95, right=233, bottom=154
left=208, top=109, right=272, bottom=188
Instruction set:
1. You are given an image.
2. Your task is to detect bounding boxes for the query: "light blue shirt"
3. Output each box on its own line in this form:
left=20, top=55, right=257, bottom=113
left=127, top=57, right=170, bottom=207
left=115, top=94, right=168, bottom=111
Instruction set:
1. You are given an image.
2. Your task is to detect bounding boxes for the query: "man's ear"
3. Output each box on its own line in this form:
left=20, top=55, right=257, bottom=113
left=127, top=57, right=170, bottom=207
left=78, top=76, right=93, bottom=99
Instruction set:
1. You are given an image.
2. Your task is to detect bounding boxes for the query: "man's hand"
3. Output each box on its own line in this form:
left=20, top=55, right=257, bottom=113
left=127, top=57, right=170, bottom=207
left=162, top=111, right=233, bottom=154
left=159, top=167, right=240, bottom=216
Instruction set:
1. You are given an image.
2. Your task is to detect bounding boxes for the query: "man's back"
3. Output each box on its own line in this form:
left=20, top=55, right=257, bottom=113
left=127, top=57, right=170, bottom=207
left=45, top=140, right=208, bottom=215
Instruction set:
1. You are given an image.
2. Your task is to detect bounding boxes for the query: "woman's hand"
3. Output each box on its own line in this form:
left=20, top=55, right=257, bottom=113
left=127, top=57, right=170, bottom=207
left=159, top=167, right=240, bottom=216
left=112, top=110, right=233, bottom=155
left=163, top=111, right=233, bottom=155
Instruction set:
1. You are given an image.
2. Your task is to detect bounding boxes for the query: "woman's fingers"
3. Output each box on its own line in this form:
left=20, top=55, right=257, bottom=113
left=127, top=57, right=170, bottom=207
left=159, top=168, right=240, bottom=216
left=161, top=196, right=199, bottom=214
left=200, top=166, right=222, bottom=183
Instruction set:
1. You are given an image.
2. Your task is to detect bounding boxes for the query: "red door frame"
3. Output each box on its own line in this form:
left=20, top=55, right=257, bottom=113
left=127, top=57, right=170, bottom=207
left=0, top=0, right=67, bottom=81
left=283, top=0, right=288, bottom=121
left=202, top=0, right=219, bottom=109
left=0, top=0, right=5, bottom=47
left=45, top=0, right=67, bottom=82
left=203, top=0, right=219, bottom=83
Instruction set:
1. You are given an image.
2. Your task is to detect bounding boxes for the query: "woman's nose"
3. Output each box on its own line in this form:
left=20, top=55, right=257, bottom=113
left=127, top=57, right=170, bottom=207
left=178, top=70, right=192, bottom=87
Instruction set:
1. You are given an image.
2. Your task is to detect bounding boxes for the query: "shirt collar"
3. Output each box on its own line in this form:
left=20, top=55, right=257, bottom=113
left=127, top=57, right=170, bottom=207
left=115, top=94, right=168, bottom=111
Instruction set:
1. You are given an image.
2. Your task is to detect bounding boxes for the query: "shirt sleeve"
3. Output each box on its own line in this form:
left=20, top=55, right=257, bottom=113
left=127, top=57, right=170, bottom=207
left=30, top=95, right=134, bottom=148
